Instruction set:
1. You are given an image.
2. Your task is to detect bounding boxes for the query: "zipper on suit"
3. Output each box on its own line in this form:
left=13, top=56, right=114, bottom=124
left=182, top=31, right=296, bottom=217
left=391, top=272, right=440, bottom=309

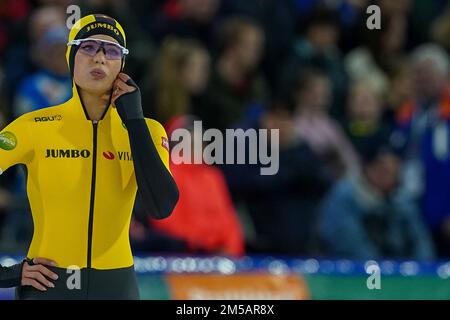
left=87, top=120, right=98, bottom=268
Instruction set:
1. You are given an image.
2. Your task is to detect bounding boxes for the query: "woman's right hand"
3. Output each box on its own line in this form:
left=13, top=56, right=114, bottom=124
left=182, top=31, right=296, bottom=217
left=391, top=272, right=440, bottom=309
left=21, top=258, right=59, bottom=291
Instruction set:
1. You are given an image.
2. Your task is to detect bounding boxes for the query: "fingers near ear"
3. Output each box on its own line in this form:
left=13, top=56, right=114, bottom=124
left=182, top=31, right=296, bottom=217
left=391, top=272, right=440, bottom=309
left=115, top=81, right=128, bottom=91
left=116, top=80, right=135, bottom=93
left=118, top=73, right=137, bottom=88
left=118, top=73, right=130, bottom=81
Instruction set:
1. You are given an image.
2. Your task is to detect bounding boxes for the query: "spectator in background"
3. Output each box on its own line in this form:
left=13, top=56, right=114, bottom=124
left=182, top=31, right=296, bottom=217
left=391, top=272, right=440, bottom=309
left=0, top=0, right=31, bottom=57
left=142, top=37, right=210, bottom=124
left=289, top=0, right=370, bottom=52
left=378, top=0, right=412, bottom=17
left=319, top=141, right=435, bottom=260
left=221, top=0, right=297, bottom=90
left=431, top=4, right=450, bottom=54
left=393, top=44, right=449, bottom=195
left=27, top=4, right=66, bottom=40
left=149, top=0, right=222, bottom=49
left=407, top=0, right=447, bottom=48
left=293, top=68, right=359, bottom=181
left=344, top=80, right=392, bottom=157
left=0, top=65, right=5, bottom=122
left=13, top=8, right=71, bottom=117
left=0, top=0, right=33, bottom=109
left=385, top=62, right=414, bottom=125
left=0, top=183, right=12, bottom=243
left=222, top=102, right=330, bottom=256
left=393, top=44, right=450, bottom=257
left=0, top=82, right=29, bottom=251
left=132, top=115, right=245, bottom=257
left=278, top=6, right=347, bottom=118
left=194, top=16, right=268, bottom=131
left=0, top=70, right=11, bottom=240
left=37, top=0, right=73, bottom=7
left=345, top=12, right=408, bottom=101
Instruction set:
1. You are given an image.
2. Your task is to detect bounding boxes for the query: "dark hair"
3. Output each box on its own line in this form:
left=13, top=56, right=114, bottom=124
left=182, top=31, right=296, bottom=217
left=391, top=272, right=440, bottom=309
left=273, top=67, right=328, bottom=113
left=307, top=6, right=340, bottom=30
left=217, top=16, right=262, bottom=53
left=361, top=13, right=398, bottom=64
left=294, top=67, right=327, bottom=92
left=359, top=137, right=397, bottom=165
left=268, top=98, right=296, bottom=116
left=296, top=5, right=340, bottom=35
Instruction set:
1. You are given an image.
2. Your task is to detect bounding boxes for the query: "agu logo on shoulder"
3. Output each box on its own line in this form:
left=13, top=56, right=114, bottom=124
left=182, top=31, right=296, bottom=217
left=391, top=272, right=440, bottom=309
left=0, top=132, right=17, bottom=150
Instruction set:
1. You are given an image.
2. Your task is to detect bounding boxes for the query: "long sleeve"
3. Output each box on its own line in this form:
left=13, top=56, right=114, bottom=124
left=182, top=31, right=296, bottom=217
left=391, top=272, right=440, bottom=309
left=114, top=77, right=179, bottom=220
left=125, top=118, right=179, bottom=220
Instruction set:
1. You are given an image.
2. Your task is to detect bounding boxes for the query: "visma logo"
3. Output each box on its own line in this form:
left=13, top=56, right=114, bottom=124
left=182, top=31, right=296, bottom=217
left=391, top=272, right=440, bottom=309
left=46, top=149, right=90, bottom=158
left=118, top=151, right=133, bottom=161
left=103, top=151, right=115, bottom=160
left=102, top=151, right=132, bottom=161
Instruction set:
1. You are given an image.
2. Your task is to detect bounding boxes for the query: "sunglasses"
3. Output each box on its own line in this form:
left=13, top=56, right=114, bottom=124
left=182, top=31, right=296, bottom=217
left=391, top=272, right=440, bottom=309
left=67, top=38, right=129, bottom=60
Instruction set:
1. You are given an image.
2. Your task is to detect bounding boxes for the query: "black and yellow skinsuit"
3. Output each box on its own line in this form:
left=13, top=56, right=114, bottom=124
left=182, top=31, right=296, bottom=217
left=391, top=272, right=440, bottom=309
left=0, top=15, right=179, bottom=299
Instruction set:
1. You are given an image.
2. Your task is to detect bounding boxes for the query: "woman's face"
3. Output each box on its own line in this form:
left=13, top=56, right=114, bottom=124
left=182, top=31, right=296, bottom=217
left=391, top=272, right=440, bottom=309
left=348, top=84, right=382, bottom=122
left=73, top=34, right=122, bottom=95
left=365, top=153, right=401, bottom=196
left=297, top=75, right=331, bottom=114
left=382, top=15, right=406, bottom=55
left=235, top=27, right=264, bottom=72
left=181, top=50, right=210, bottom=95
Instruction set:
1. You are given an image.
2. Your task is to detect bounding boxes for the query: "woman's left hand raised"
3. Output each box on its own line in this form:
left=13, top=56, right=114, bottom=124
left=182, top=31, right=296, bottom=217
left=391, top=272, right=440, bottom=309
left=112, top=73, right=144, bottom=121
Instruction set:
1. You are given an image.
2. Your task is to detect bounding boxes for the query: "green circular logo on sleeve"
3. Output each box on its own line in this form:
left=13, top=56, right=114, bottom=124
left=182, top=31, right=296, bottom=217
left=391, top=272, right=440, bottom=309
left=0, top=132, right=17, bottom=150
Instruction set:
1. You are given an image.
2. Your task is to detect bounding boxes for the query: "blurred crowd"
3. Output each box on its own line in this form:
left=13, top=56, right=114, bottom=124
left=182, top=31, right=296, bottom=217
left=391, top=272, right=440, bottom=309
left=1, top=0, right=450, bottom=261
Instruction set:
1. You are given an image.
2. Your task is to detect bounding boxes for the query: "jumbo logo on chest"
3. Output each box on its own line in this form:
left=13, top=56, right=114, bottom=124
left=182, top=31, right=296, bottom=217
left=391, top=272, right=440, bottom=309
left=45, top=149, right=91, bottom=158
